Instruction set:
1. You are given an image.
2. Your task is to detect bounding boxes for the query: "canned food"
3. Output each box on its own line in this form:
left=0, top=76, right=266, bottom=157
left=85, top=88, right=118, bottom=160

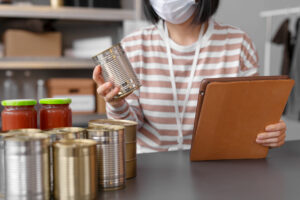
left=0, top=132, right=15, bottom=200
left=92, top=44, right=141, bottom=99
left=4, top=134, right=50, bottom=200
left=89, top=119, right=137, bottom=179
left=53, top=139, right=97, bottom=200
left=87, top=125, right=126, bottom=191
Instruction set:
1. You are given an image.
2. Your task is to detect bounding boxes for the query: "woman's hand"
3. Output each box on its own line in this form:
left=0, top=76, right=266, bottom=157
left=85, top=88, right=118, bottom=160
left=256, top=120, right=287, bottom=148
left=93, top=65, right=124, bottom=107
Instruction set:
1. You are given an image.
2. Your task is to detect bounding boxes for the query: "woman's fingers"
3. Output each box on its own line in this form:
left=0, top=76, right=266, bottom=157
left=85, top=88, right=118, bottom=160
left=93, top=65, right=105, bottom=85
left=97, top=82, right=113, bottom=96
left=265, top=120, right=286, bottom=132
left=261, top=139, right=285, bottom=148
left=256, top=120, right=287, bottom=147
left=256, top=131, right=282, bottom=140
left=104, top=86, right=120, bottom=102
left=256, top=131, right=286, bottom=144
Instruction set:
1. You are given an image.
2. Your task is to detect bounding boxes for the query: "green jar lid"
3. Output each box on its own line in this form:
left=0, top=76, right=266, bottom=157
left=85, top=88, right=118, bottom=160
left=1, top=99, right=37, bottom=106
left=39, top=98, right=72, bottom=105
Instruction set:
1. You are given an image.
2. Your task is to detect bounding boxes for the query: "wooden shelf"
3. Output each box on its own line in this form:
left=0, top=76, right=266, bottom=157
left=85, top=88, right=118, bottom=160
left=0, top=57, right=94, bottom=69
left=0, top=5, right=136, bottom=21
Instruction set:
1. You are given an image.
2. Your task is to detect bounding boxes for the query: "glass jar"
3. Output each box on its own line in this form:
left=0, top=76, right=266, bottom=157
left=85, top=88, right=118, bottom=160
left=1, top=99, right=37, bottom=131
left=39, top=98, right=72, bottom=130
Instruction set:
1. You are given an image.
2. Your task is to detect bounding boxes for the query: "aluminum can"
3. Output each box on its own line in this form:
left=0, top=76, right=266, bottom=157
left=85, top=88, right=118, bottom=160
left=4, top=133, right=50, bottom=200
left=89, top=119, right=137, bottom=179
left=53, top=139, right=97, bottom=200
left=92, top=43, right=141, bottom=99
left=87, top=125, right=126, bottom=190
left=0, top=132, right=15, bottom=200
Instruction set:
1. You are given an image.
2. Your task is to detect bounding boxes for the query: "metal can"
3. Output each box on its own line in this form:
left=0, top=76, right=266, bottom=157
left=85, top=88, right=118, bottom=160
left=52, top=127, right=87, bottom=139
left=4, top=133, right=50, bottom=200
left=53, top=139, right=97, bottom=200
left=43, top=129, right=80, bottom=196
left=87, top=125, right=126, bottom=190
left=0, top=132, right=15, bottom=200
left=89, top=119, right=137, bottom=179
left=92, top=43, right=141, bottom=99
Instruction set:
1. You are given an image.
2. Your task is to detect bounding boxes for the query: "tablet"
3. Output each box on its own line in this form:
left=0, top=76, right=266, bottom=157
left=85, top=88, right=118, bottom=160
left=190, top=76, right=294, bottom=161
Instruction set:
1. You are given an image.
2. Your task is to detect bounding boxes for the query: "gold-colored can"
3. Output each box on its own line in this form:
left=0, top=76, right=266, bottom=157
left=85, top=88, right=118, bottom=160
left=89, top=119, right=137, bottom=179
left=126, top=159, right=137, bottom=179
left=87, top=126, right=126, bottom=191
left=43, top=128, right=81, bottom=195
left=126, top=142, right=137, bottom=161
left=53, top=139, right=97, bottom=200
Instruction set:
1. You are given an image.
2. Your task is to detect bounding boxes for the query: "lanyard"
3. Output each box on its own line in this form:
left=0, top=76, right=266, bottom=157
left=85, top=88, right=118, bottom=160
left=164, top=22, right=205, bottom=149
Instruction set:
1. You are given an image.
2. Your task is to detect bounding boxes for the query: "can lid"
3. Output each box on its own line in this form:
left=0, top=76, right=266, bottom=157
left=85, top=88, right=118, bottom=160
left=53, top=127, right=86, bottom=133
left=9, top=129, right=42, bottom=134
left=89, top=119, right=137, bottom=127
left=53, top=139, right=96, bottom=156
left=0, top=132, right=16, bottom=140
left=39, top=98, right=72, bottom=105
left=1, top=99, right=37, bottom=106
left=4, top=133, right=49, bottom=142
left=88, top=124, right=125, bottom=131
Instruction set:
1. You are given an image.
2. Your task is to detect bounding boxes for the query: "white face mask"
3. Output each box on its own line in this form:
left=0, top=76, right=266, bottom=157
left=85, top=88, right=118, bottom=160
left=150, top=0, right=197, bottom=24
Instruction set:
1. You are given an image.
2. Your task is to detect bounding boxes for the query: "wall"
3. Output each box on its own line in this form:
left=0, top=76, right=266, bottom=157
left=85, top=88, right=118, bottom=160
left=215, top=0, right=300, bottom=140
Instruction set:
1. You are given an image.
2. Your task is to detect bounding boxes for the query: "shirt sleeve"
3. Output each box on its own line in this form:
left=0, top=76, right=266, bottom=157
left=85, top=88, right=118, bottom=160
left=239, top=33, right=260, bottom=76
left=106, top=90, right=145, bottom=129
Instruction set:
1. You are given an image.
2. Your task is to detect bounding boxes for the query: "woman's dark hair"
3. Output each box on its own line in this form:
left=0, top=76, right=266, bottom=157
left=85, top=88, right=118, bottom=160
left=143, top=0, right=220, bottom=24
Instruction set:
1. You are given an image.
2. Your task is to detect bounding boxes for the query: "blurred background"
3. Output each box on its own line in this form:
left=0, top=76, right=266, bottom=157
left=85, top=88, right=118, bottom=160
left=0, top=0, right=299, bottom=140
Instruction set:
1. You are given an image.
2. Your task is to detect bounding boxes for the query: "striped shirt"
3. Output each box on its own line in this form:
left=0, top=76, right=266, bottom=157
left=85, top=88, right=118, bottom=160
left=106, top=19, right=259, bottom=153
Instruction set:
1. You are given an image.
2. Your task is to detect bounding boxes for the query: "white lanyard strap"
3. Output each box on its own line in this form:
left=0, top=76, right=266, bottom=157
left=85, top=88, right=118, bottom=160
left=164, top=22, right=205, bottom=149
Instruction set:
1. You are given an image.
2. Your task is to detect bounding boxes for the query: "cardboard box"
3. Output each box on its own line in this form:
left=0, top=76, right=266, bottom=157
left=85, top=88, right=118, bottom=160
left=4, top=29, right=62, bottom=57
left=47, top=78, right=95, bottom=113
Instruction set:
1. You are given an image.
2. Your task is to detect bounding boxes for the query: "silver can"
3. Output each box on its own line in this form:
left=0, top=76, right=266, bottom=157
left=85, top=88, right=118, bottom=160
left=0, top=132, right=15, bottom=200
left=4, top=134, right=50, bottom=200
left=92, top=43, right=141, bottom=99
left=88, top=119, right=138, bottom=179
left=87, top=125, right=126, bottom=190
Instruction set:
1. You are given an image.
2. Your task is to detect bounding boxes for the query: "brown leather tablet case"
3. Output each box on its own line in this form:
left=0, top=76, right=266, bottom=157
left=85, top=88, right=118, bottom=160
left=190, top=76, right=294, bottom=161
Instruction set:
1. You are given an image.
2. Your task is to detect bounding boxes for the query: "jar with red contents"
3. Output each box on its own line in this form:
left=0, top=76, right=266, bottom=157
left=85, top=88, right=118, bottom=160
left=39, top=98, right=72, bottom=130
left=1, top=99, right=37, bottom=131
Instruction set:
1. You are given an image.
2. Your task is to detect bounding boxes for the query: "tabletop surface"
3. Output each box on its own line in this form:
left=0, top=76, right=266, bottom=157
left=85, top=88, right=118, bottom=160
left=99, top=140, right=300, bottom=200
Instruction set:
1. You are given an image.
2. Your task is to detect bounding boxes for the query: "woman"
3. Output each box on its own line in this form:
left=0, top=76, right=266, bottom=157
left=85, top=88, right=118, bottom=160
left=93, top=0, right=286, bottom=153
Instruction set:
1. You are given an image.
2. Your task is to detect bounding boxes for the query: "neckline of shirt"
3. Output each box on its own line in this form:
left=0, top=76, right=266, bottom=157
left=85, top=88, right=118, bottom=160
left=156, top=18, right=214, bottom=52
